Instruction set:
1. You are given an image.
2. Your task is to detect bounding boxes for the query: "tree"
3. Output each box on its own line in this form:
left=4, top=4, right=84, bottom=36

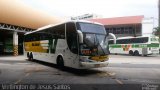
left=153, top=26, right=160, bottom=42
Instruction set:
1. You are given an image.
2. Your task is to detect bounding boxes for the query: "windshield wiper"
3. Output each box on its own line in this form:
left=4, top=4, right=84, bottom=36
left=95, top=35, right=106, bottom=55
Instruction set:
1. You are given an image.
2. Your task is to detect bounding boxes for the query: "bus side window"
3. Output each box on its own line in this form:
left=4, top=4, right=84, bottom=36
left=143, top=37, right=148, bottom=43
left=57, top=24, right=65, bottom=39
left=116, top=40, right=119, bottom=44
left=109, top=40, right=113, bottom=44
left=50, top=39, right=57, bottom=53
left=24, top=35, right=31, bottom=42
left=117, top=39, right=123, bottom=44
left=120, top=39, right=124, bottom=44
left=46, top=25, right=65, bottom=53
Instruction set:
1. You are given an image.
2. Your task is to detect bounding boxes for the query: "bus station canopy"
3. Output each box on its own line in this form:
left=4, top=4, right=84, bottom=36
left=0, top=0, right=63, bottom=29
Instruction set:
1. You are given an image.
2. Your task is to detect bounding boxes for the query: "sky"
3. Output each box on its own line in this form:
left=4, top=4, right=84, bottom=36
left=22, top=0, right=158, bottom=20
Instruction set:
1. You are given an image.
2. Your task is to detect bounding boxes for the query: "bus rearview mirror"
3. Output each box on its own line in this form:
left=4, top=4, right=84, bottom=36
left=77, top=30, right=83, bottom=44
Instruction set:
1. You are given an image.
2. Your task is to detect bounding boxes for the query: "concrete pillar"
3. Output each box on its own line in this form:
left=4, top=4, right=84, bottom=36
left=13, top=32, right=18, bottom=56
left=158, top=0, right=160, bottom=27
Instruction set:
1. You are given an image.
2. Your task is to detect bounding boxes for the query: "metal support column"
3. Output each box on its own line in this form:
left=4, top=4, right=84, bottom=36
left=13, top=32, right=18, bottom=56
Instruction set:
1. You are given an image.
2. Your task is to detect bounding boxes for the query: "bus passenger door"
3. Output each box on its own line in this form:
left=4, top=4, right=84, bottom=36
left=65, top=22, right=79, bottom=68
left=65, top=33, right=79, bottom=68
left=142, top=48, right=147, bottom=56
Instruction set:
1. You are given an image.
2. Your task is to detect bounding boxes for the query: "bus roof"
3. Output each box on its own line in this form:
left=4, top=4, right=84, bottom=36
left=117, top=36, right=134, bottom=39
left=116, top=35, right=158, bottom=40
left=25, top=20, right=103, bottom=35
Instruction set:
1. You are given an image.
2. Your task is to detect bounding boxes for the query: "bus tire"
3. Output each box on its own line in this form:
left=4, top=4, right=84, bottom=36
left=129, top=50, right=134, bottom=56
left=27, top=52, right=30, bottom=59
left=144, top=55, right=147, bottom=56
left=57, top=56, right=64, bottom=68
left=29, top=52, right=33, bottom=61
left=134, top=50, right=139, bottom=56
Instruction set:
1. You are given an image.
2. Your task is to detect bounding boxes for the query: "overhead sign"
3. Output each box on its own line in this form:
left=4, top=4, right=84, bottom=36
left=71, top=14, right=101, bottom=20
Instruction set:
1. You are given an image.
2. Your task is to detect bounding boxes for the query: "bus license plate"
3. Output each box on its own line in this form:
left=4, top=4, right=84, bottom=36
left=95, top=64, right=100, bottom=67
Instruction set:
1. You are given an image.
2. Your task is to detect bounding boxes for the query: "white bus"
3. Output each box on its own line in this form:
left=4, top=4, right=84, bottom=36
left=109, top=36, right=159, bottom=56
left=24, top=21, right=109, bottom=69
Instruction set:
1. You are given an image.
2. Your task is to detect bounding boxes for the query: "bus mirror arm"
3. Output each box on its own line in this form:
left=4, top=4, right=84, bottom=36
left=77, top=30, right=83, bottom=44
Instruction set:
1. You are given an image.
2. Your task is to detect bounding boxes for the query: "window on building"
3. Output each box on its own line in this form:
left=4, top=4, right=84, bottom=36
left=124, top=29, right=129, bottom=34
left=109, top=29, right=113, bottom=33
left=113, top=28, right=116, bottom=34
left=128, top=27, right=133, bottom=34
left=120, top=27, right=124, bottom=34
left=106, top=28, right=109, bottom=34
left=116, top=28, right=121, bottom=34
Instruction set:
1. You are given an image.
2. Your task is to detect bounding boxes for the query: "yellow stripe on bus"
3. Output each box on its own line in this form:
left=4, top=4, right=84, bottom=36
left=24, top=41, right=48, bottom=53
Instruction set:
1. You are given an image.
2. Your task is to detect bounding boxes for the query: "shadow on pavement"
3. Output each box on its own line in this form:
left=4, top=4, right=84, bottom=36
left=110, top=54, right=159, bottom=57
left=28, top=59, right=104, bottom=76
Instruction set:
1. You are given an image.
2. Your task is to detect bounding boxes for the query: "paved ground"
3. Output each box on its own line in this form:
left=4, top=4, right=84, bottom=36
left=0, top=55, right=160, bottom=90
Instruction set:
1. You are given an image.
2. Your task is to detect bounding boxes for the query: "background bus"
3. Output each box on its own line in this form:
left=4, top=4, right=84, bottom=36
left=24, top=20, right=109, bottom=69
left=109, top=36, right=159, bottom=56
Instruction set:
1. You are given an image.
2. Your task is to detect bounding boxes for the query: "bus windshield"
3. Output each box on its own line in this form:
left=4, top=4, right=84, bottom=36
left=77, top=22, right=108, bottom=56
left=78, top=22, right=106, bottom=34
left=150, top=37, right=159, bottom=43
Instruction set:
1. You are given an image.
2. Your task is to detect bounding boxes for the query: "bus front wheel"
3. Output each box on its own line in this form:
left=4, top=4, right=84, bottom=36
left=57, top=56, right=64, bottom=68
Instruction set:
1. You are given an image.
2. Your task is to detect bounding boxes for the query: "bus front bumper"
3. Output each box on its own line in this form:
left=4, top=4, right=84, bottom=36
left=80, top=61, right=109, bottom=68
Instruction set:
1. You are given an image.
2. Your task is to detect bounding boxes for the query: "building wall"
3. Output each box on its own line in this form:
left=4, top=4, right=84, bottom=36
left=142, top=18, right=154, bottom=36
left=105, top=24, right=142, bottom=38
left=105, top=18, right=154, bottom=39
left=0, top=28, right=26, bottom=56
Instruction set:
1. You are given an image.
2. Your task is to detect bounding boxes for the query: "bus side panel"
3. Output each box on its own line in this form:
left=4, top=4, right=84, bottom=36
left=24, top=40, right=58, bottom=64
left=56, top=39, right=80, bottom=69
left=109, top=44, right=145, bottom=55
left=109, top=44, right=131, bottom=54
left=142, top=48, right=148, bottom=55
left=56, top=39, right=72, bottom=67
left=55, top=39, right=80, bottom=68
left=24, top=39, right=80, bottom=68
left=32, top=52, right=57, bottom=64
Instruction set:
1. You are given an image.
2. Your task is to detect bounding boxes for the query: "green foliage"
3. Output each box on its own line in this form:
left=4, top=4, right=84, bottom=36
left=153, top=27, right=160, bottom=42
